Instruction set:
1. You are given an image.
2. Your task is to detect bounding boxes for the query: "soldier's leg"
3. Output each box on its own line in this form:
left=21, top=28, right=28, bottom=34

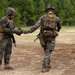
left=0, top=39, right=8, bottom=69
left=42, top=38, right=55, bottom=72
left=0, top=48, right=3, bottom=67
left=0, top=42, right=3, bottom=65
left=4, top=40, right=13, bottom=70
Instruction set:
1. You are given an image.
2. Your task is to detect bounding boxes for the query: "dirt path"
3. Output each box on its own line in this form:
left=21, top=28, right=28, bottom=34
left=0, top=29, right=75, bottom=75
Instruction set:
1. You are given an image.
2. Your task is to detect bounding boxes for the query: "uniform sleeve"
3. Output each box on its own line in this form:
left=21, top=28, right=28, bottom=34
left=56, top=17, right=62, bottom=32
left=29, top=17, right=42, bottom=33
left=0, top=18, right=12, bottom=33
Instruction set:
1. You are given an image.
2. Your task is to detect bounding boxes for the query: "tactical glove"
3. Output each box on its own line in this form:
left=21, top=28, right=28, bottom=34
left=23, top=30, right=30, bottom=34
left=13, top=28, right=23, bottom=35
left=28, top=29, right=33, bottom=33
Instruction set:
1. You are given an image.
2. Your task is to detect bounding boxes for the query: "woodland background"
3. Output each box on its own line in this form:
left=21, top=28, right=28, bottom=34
left=0, top=0, right=75, bottom=27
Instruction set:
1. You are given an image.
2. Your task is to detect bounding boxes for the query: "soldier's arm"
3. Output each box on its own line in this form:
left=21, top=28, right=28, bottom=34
left=29, top=20, right=41, bottom=33
left=56, top=17, right=62, bottom=32
left=0, top=20, right=12, bottom=33
left=25, top=16, right=43, bottom=33
left=0, top=20, right=20, bottom=35
left=12, top=22, right=23, bottom=35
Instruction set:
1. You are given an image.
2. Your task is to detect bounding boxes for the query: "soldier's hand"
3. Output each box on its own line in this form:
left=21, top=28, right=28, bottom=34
left=17, top=28, right=24, bottom=35
left=23, top=30, right=30, bottom=34
left=13, top=28, right=24, bottom=36
left=17, top=30, right=22, bottom=35
left=28, top=30, right=33, bottom=33
left=24, top=29, right=33, bottom=34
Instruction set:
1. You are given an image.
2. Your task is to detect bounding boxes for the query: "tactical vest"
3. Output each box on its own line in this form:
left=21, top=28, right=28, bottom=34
left=41, top=14, right=58, bottom=37
left=42, top=14, right=57, bottom=30
left=1, top=17, right=15, bottom=40
left=3, top=18, right=14, bottom=38
left=0, top=17, right=14, bottom=41
left=7, top=18, right=14, bottom=28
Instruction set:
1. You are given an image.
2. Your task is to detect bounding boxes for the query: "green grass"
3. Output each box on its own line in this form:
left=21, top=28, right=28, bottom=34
left=62, top=26, right=75, bottom=29
left=17, top=25, right=75, bottom=31
left=58, top=25, right=75, bottom=31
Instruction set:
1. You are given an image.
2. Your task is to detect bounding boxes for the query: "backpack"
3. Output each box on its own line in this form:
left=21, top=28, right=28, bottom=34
left=41, top=14, right=58, bottom=37
left=42, top=14, right=57, bottom=30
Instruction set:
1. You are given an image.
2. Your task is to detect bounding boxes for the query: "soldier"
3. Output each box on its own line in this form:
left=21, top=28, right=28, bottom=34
left=0, top=7, right=23, bottom=70
left=24, top=5, right=61, bottom=72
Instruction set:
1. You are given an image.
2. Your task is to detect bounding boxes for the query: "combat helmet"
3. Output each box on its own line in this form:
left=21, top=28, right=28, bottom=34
left=45, top=5, right=55, bottom=12
left=6, top=7, right=16, bottom=15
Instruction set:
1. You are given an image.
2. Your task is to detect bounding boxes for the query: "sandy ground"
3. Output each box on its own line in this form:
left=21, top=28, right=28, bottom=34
left=0, top=28, right=75, bottom=75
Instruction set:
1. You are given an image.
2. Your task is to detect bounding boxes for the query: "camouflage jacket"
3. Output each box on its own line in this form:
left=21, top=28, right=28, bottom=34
left=30, top=14, right=61, bottom=33
left=0, top=16, right=15, bottom=39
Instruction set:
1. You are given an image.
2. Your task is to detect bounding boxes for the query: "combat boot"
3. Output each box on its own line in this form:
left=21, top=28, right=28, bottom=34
left=4, top=64, right=14, bottom=70
left=42, top=67, right=50, bottom=73
left=48, top=65, right=51, bottom=69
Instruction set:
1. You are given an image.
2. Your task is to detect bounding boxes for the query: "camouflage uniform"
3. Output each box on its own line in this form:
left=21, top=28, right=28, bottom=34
left=26, top=6, right=61, bottom=72
left=0, top=7, right=23, bottom=69
left=0, top=16, right=15, bottom=66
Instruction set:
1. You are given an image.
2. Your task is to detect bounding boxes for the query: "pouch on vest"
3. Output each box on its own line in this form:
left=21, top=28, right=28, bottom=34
left=43, top=15, right=56, bottom=30
left=43, top=30, right=58, bottom=37
left=38, top=33, right=45, bottom=47
left=53, top=31, right=59, bottom=37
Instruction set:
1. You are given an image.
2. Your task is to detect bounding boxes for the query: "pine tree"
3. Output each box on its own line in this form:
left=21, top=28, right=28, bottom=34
left=34, top=0, right=45, bottom=20
left=1, top=0, right=75, bottom=26
left=60, top=0, right=75, bottom=25
left=8, top=0, right=35, bottom=26
left=0, top=0, right=8, bottom=18
left=43, top=0, right=51, bottom=7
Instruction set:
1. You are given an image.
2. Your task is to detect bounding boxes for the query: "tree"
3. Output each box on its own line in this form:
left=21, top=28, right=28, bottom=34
left=34, top=0, right=45, bottom=21
left=44, top=0, right=51, bottom=7
left=0, top=0, right=8, bottom=18
left=1, top=0, right=75, bottom=26
left=60, top=0, right=75, bottom=25
left=44, top=0, right=75, bottom=25
left=8, top=0, right=35, bottom=26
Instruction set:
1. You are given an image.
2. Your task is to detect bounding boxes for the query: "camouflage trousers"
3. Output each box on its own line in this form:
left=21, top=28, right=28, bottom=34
left=42, top=37, right=55, bottom=68
left=0, top=38, right=12, bottom=65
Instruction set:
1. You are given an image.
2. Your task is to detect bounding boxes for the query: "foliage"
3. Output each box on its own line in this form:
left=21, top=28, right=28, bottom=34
left=0, top=0, right=75, bottom=26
